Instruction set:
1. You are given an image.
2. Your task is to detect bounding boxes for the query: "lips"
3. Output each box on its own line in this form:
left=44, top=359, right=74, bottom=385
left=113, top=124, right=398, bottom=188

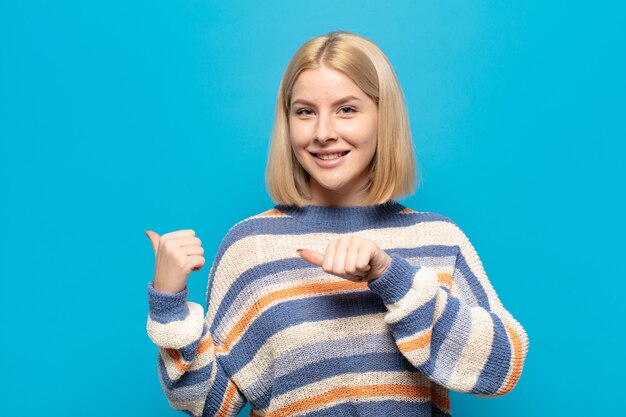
left=310, top=149, right=350, bottom=168
left=311, top=150, right=350, bottom=159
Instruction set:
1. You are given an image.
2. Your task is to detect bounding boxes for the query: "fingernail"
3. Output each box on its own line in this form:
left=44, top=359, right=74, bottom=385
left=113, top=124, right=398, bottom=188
left=144, top=230, right=150, bottom=237
left=296, top=249, right=303, bottom=256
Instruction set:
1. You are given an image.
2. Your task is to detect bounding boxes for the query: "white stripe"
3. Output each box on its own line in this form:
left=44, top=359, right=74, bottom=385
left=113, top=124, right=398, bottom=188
left=383, top=266, right=439, bottom=324
left=266, top=370, right=433, bottom=413
left=233, top=313, right=387, bottom=389
left=147, top=302, right=204, bottom=349
left=168, top=400, right=205, bottom=417
left=205, top=220, right=468, bottom=327
left=214, top=256, right=455, bottom=342
left=448, top=306, right=495, bottom=391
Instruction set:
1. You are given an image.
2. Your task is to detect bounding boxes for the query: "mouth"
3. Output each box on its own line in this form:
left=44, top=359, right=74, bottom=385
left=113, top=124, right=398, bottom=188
left=309, top=150, right=350, bottom=161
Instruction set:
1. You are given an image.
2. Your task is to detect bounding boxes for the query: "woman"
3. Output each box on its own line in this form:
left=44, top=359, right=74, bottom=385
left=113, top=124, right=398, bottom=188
left=145, top=30, right=529, bottom=417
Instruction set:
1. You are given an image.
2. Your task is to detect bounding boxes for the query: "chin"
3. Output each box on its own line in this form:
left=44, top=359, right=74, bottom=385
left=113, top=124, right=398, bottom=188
left=314, top=178, right=351, bottom=193
left=315, top=178, right=346, bottom=191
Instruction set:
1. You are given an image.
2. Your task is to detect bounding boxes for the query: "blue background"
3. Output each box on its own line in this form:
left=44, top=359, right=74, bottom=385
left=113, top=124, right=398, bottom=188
left=1, top=1, right=624, bottom=416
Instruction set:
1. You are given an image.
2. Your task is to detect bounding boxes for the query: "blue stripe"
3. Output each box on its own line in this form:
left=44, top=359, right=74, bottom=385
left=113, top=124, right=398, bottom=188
left=147, top=202, right=524, bottom=415
left=147, top=281, right=190, bottom=324
left=395, top=245, right=459, bottom=259
left=272, top=352, right=416, bottom=396
left=433, top=299, right=473, bottom=385
left=453, top=249, right=491, bottom=310
left=471, top=312, right=511, bottom=394
left=208, top=245, right=458, bottom=337
left=158, top=353, right=214, bottom=389
left=246, top=332, right=400, bottom=407
left=202, top=355, right=244, bottom=416
left=388, top=297, right=437, bottom=339
left=420, top=295, right=461, bottom=375
left=204, top=210, right=456, bottom=307
left=368, top=254, right=419, bottom=304
left=209, top=257, right=311, bottom=336
left=433, top=403, right=453, bottom=417
left=224, top=291, right=386, bottom=373
left=299, top=399, right=440, bottom=417
left=157, top=352, right=240, bottom=414
left=156, top=369, right=210, bottom=403
left=178, top=323, right=210, bottom=362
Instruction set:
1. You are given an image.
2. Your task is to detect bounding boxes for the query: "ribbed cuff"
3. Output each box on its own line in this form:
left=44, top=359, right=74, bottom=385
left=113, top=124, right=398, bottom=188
left=368, top=254, right=420, bottom=304
left=147, top=280, right=190, bottom=323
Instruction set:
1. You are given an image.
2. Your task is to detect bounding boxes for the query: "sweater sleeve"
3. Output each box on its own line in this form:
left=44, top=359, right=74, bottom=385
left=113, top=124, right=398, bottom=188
left=146, top=278, right=247, bottom=416
left=367, top=225, right=529, bottom=397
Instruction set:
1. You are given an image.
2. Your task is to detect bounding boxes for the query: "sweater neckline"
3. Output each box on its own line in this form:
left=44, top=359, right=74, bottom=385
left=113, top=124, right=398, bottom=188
left=274, top=200, right=406, bottom=227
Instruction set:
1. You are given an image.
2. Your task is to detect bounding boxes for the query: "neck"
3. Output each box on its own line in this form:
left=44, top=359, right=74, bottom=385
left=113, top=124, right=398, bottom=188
left=309, top=197, right=369, bottom=207
left=308, top=174, right=372, bottom=207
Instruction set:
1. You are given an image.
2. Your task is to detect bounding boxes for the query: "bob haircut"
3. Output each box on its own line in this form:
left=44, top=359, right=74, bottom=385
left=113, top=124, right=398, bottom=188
left=265, top=30, right=419, bottom=207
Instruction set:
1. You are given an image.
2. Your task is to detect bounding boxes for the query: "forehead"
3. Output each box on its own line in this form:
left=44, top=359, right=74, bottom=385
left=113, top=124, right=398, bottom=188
left=291, top=66, right=364, bottom=100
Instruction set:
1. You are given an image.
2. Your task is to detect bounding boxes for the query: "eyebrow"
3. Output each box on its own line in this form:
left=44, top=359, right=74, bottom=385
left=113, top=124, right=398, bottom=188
left=291, top=95, right=362, bottom=107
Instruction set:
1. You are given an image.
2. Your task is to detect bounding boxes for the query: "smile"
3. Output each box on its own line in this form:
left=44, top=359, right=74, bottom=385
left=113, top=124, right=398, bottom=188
left=312, top=151, right=349, bottom=160
left=310, top=150, right=350, bottom=168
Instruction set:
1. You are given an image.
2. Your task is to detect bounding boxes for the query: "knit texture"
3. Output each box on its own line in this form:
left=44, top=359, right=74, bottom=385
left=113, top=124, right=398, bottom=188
left=146, top=200, right=529, bottom=417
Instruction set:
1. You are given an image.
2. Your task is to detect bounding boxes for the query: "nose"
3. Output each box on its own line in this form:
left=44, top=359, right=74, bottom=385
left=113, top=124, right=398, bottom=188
left=314, top=112, right=337, bottom=143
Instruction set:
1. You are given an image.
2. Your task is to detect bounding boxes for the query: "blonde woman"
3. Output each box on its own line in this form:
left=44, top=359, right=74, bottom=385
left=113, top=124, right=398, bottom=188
left=145, top=30, right=529, bottom=417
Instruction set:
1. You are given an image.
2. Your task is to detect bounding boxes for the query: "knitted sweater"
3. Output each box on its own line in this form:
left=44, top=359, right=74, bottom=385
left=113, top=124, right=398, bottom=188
left=146, top=200, right=529, bottom=417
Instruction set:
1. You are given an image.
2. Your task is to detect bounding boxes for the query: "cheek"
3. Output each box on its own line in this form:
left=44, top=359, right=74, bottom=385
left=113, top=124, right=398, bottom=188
left=343, top=125, right=377, bottom=150
left=288, top=122, right=309, bottom=147
left=342, top=117, right=376, bottom=137
left=366, top=120, right=378, bottom=146
left=288, top=129, right=302, bottom=148
left=288, top=136, right=308, bottom=165
left=289, top=136, right=308, bottom=155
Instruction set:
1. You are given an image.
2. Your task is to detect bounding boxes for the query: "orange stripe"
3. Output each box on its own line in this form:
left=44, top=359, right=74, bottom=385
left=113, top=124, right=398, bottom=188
left=255, top=208, right=287, bottom=217
left=215, top=281, right=368, bottom=354
left=431, top=390, right=450, bottom=414
left=165, top=334, right=214, bottom=375
left=498, top=323, right=524, bottom=395
left=437, top=272, right=452, bottom=287
left=397, top=329, right=432, bottom=353
left=165, top=348, right=190, bottom=373
left=216, top=380, right=239, bottom=417
left=196, top=334, right=214, bottom=355
left=400, top=207, right=417, bottom=214
left=267, top=384, right=431, bottom=417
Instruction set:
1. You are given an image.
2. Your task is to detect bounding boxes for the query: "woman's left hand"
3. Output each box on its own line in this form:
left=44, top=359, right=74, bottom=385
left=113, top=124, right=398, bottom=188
left=296, top=236, right=392, bottom=283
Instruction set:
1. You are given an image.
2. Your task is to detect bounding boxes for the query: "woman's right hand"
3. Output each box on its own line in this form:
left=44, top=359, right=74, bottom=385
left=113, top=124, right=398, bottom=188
left=145, top=229, right=206, bottom=294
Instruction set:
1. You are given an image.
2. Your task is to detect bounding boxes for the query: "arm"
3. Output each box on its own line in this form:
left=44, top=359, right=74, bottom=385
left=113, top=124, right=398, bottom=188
left=146, top=279, right=247, bottom=416
left=367, top=225, right=529, bottom=397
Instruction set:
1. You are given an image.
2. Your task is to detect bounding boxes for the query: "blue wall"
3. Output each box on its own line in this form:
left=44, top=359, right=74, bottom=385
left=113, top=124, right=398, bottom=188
left=1, top=1, right=624, bottom=415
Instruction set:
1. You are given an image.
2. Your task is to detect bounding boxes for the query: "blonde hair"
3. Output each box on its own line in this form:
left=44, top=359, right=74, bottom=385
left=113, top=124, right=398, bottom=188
left=265, top=30, right=419, bottom=207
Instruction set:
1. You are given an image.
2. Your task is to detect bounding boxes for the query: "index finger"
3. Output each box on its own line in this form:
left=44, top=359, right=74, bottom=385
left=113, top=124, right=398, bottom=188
left=297, top=248, right=324, bottom=267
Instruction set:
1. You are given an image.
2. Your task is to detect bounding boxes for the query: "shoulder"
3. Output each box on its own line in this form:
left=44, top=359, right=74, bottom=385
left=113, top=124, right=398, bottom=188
left=398, top=205, right=469, bottom=243
left=217, top=206, right=288, bottom=250
left=398, top=205, right=460, bottom=228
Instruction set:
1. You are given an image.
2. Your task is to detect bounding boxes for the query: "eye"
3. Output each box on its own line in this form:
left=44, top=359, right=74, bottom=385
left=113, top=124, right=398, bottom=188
left=294, top=108, right=313, bottom=116
left=339, top=106, right=356, bottom=114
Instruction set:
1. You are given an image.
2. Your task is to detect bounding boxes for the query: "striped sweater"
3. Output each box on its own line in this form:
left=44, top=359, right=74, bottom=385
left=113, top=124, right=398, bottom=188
left=146, top=200, right=529, bottom=417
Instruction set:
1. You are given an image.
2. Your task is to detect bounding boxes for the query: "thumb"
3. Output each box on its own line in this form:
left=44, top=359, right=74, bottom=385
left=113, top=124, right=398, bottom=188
left=145, top=230, right=160, bottom=256
left=296, top=248, right=323, bottom=267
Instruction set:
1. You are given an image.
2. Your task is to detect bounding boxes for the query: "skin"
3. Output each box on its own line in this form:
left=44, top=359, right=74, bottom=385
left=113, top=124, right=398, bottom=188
left=144, top=65, right=393, bottom=294
left=289, top=64, right=392, bottom=282
left=145, top=229, right=205, bottom=293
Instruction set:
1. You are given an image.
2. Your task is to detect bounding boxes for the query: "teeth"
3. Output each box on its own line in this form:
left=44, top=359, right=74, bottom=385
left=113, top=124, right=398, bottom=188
left=317, top=152, right=347, bottom=160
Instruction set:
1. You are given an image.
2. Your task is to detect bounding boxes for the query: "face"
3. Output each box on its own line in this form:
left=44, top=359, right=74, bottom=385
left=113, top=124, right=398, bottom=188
left=288, top=64, right=378, bottom=206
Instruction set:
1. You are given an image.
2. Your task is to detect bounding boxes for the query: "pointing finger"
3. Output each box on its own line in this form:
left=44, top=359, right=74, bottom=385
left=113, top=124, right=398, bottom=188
left=297, top=248, right=323, bottom=267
